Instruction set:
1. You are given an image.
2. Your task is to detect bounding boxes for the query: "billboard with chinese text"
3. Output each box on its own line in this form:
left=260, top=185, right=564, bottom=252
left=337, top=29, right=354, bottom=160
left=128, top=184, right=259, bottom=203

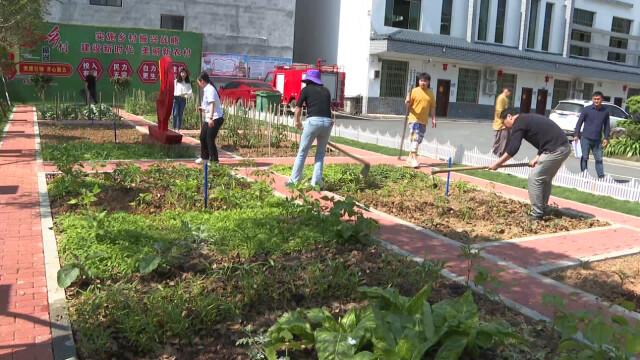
left=6, top=22, right=202, bottom=102
left=201, top=53, right=291, bottom=80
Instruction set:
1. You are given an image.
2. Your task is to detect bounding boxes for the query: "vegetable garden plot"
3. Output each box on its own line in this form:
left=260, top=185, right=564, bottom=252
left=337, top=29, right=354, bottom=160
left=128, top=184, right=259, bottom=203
left=48, top=163, right=563, bottom=359
left=39, top=123, right=195, bottom=161
left=272, top=164, right=608, bottom=244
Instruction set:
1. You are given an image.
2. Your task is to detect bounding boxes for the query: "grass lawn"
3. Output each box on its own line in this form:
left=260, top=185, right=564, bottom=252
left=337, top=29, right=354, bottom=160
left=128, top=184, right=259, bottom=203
left=464, top=170, right=640, bottom=217
left=325, top=136, right=640, bottom=217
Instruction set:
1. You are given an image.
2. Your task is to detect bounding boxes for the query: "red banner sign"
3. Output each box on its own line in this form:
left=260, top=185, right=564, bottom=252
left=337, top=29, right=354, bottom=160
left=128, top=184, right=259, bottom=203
left=18, top=62, right=73, bottom=77
left=76, top=58, right=103, bottom=81
left=108, top=59, right=132, bottom=78
left=137, top=61, right=159, bottom=83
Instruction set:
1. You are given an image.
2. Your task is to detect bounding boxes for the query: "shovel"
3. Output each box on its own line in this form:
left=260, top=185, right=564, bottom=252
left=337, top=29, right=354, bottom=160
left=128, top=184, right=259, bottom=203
left=431, top=162, right=530, bottom=174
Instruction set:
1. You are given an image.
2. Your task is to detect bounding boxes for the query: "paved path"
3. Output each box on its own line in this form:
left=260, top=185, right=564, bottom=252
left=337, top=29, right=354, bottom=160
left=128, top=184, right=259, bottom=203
left=0, top=107, right=53, bottom=359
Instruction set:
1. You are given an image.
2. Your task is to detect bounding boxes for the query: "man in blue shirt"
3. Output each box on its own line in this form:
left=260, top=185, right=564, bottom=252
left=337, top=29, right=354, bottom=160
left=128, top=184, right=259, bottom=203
left=574, top=91, right=610, bottom=179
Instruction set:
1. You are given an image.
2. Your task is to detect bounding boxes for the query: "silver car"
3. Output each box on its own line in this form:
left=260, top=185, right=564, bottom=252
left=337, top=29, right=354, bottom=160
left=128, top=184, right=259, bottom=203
left=549, top=99, right=632, bottom=135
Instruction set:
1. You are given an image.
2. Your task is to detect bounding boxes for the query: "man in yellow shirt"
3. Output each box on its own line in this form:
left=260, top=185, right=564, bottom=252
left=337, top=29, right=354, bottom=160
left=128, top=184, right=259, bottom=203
left=404, top=72, right=436, bottom=168
left=492, top=87, right=512, bottom=156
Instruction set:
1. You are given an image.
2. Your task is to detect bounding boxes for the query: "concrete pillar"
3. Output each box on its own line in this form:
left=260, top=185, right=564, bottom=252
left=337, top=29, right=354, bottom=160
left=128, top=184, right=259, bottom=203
left=466, top=0, right=477, bottom=42
left=518, top=0, right=530, bottom=50
left=562, top=0, right=575, bottom=58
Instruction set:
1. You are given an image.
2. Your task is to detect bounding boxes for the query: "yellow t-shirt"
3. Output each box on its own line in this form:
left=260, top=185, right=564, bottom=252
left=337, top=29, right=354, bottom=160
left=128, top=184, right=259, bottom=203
left=408, top=87, right=436, bottom=124
left=493, top=93, right=509, bottom=130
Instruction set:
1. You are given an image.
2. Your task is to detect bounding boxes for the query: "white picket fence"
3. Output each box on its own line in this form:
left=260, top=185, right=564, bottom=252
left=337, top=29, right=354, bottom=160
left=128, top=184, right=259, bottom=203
left=252, top=109, right=640, bottom=202
left=330, top=126, right=640, bottom=203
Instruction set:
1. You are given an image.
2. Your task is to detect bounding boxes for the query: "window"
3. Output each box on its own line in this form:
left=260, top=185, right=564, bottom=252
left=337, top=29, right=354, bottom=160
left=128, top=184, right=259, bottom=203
left=496, top=73, right=517, bottom=107
left=611, top=17, right=632, bottom=34
left=552, top=79, right=571, bottom=108
left=541, top=3, right=554, bottom=51
left=161, top=14, right=184, bottom=30
left=527, top=0, right=540, bottom=49
left=608, top=37, right=627, bottom=63
left=582, top=83, right=594, bottom=100
left=384, top=0, right=421, bottom=30
left=456, top=68, right=480, bottom=103
left=440, top=0, right=453, bottom=35
left=90, top=0, right=122, bottom=6
left=379, top=60, right=408, bottom=98
left=494, top=0, right=506, bottom=43
left=609, top=17, right=631, bottom=63
left=223, top=82, right=241, bottom=90
left=477, top=0, right=490, bottom=41
left=606, top=104, right=627, bottom=118
left=570, top=29, right=591, bottom=57
left=573, top=8, right=594, bottom=27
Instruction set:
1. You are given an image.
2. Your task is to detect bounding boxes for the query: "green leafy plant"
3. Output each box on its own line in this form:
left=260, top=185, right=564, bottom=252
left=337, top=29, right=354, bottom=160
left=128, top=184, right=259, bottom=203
left=264, top=285, right=520, bottom=359
left=67, top=184, right=101, bottom=209
left=543, top=294, right=640, bottom=359
left=31, top=74, right=53, bottom=101
left=605, top=138, right=640, bottom=157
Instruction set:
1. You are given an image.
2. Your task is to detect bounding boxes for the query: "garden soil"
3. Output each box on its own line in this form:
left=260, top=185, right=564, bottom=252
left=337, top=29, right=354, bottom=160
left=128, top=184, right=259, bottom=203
left=549, top=254, right=640, bottom=310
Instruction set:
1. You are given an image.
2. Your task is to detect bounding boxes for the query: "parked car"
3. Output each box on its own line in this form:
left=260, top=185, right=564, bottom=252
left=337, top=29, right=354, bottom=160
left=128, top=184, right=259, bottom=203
left=212, top=78, right=281, bottom=106
left=549, top=99, right=633, bottom=136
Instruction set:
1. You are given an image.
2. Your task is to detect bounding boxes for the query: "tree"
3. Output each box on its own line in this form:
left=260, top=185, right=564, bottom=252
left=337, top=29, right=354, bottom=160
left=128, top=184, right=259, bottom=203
left=0, top=0, right=49, bottom=105
left=0, top=0, right=49, bottom=49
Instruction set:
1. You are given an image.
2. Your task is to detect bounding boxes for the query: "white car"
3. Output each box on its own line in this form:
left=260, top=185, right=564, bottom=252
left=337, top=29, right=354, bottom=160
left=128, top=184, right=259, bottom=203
left=549, top=99, right=631, bottom=136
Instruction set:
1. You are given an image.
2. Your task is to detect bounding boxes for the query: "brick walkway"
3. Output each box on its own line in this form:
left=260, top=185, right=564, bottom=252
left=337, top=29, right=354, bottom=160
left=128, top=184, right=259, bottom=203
left=0, top=107, right=52, bottom=359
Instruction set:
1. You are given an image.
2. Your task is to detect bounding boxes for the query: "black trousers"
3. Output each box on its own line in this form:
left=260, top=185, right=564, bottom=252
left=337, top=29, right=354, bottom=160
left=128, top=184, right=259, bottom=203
left=200, top=117, right=224, bottom=162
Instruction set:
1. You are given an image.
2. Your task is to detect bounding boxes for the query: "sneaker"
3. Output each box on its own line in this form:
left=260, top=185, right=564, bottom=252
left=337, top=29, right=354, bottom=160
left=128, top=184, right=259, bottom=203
left=406, top=158, right=419, bottom=168
left=528, top=214, right=543, bottom=221
left=195, top=158, right=204, bottom=164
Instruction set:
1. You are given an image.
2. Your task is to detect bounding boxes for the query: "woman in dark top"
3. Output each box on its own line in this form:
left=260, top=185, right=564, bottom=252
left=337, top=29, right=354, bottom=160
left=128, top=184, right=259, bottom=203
left=287, top=69, right=333, bottom=188
left=85, top=71, right=97, bottom=104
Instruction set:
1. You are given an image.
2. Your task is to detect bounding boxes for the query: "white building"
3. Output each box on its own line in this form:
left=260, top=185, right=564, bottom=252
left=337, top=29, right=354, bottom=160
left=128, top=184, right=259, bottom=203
left=47, top=0, right=296, bottom=59
left=302, top=0, right=640, bottom=118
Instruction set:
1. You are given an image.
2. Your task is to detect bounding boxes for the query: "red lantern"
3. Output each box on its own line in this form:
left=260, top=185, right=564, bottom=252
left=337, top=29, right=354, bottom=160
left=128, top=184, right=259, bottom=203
left=623, top=84, right=628, bottom=92
left=497, top=69, right=503, bottom=77
left=442, top=63, right=448, bottom=71
left=544, top=75, right=549, bottom=84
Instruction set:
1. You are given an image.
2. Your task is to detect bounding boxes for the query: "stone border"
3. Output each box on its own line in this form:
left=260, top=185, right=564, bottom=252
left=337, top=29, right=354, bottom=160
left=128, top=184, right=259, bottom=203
left=33, top=110, right=78, bottom=360
left=473, top=225, right=622, bottom=249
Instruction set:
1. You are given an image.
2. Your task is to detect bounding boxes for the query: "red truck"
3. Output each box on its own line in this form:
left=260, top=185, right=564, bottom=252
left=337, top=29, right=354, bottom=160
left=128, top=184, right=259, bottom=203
left=264, top=60, right=345, bottom=112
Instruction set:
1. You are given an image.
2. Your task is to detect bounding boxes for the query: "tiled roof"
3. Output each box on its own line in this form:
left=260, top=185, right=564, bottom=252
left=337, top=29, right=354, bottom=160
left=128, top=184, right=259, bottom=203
left=371, top=30, right=640, bottom=82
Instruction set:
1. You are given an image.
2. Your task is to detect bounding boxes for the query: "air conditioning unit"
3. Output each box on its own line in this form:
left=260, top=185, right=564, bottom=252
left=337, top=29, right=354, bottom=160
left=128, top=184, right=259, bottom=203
left=574, top=79, right=584, bottom=90
left=485, top=68, right=497, bottom=81
left=485, top=80, right=497, bottom=95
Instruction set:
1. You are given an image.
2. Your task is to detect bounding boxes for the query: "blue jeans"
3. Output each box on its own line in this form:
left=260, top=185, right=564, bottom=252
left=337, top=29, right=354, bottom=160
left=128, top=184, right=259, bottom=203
left=580, top=137, right=604, bottom=178
left=172, top=96, right=186, bottom=130
left=289, top=117, right=333, bottom=187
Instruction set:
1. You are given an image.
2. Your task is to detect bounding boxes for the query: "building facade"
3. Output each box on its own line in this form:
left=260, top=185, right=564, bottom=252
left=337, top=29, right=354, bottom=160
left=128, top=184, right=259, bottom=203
left=331, top=0, right=640, bottom=117
left=47, top=0, right=296, bottom=59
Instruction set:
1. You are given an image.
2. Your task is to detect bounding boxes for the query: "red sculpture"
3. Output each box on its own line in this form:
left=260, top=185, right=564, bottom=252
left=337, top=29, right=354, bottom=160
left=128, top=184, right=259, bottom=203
left=148, top=55, right=183, bottom=144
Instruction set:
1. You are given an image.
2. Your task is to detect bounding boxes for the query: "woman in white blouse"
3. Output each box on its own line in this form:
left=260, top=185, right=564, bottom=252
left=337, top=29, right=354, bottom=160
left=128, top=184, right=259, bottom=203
left=195, top=72, right=224, bottom=164
left=172, top=68, right=192, bottom=131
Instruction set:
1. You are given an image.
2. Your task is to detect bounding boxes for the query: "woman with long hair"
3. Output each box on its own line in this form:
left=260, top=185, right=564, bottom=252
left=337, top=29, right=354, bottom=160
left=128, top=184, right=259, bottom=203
left=195, top=72, right=224, bottom=164
left=172, top=68, right=192, bottom=131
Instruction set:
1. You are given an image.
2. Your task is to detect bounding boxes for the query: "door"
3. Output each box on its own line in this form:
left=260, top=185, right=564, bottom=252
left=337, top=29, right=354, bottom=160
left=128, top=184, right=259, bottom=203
left=536, top=89, right=548, bottom=115
left=520, top=87, right=533, bottom=113
left=436, top=79, right=450, bottom=117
